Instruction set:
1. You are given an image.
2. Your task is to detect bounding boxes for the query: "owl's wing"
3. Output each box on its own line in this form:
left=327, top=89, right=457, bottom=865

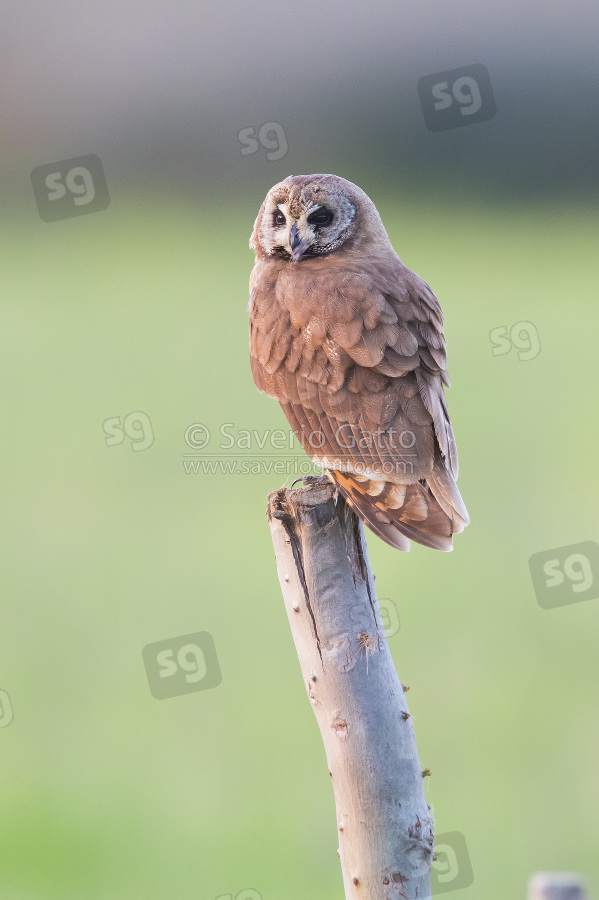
left=249, top=259, right=468, bottom=550
left=375, top=265, right=460, bottom=479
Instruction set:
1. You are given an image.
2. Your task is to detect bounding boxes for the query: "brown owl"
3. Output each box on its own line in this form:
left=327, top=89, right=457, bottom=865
left=248, top=174, right=469, bottom=551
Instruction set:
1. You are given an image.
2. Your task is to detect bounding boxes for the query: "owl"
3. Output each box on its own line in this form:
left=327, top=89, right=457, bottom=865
left=248, top=174, right=469, bottom=551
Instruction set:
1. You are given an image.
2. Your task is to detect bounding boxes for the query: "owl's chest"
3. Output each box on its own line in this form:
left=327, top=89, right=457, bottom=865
left=251, top=262, right=371, bottom=336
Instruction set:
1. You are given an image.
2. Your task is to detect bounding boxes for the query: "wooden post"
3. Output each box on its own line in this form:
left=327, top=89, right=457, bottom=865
left=528, top=873, right=589, bottom=900
left=267, top=479, right=434, bottom=900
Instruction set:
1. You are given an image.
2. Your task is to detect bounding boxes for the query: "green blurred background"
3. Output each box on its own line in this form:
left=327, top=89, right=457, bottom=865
left=1, top=3, right=598, bottom=899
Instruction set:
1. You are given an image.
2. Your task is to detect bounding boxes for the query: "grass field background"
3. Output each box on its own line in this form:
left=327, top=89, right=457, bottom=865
left=1, top=189, right=598, bottom=899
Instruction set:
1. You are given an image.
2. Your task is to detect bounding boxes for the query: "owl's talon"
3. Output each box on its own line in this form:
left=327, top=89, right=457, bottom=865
left=291, top=475, right=330, bottom=489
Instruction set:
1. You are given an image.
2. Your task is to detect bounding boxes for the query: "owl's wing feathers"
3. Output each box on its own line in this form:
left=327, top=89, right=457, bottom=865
left=249, top=258, right=469, bottom=551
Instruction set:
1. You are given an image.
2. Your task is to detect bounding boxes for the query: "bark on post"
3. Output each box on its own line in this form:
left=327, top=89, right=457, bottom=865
left=267, top=479, right=434, bottom=900
left=528, top=873, right=589, bottom=900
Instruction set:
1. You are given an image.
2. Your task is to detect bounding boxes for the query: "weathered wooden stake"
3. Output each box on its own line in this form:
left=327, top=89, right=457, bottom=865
left=267, top=480, right=434, bottom=900
left=528, top=873, right=589, bottom=900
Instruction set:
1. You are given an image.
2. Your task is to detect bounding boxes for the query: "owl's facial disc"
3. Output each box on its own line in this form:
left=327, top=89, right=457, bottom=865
left=270, top=203, right=327, bottom=261
left=264, top=191, right=356, bottom=261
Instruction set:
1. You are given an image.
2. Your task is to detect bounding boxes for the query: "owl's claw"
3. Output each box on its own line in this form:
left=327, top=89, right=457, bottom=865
left=291, top=474, right=331, bottom=489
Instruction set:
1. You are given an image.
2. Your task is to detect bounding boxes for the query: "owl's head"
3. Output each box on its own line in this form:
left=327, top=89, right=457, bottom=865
left=250, top=174, right=391, bottom=262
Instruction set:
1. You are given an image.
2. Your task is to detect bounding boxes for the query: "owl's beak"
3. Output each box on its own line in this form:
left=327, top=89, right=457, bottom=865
left=289, top=222, right=310, bottom=261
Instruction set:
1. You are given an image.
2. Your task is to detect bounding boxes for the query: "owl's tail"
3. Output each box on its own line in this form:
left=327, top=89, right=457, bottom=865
left=328, top=462, right=469, bottom=552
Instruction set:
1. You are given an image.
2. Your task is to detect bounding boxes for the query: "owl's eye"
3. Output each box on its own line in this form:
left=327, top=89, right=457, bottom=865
left=307, top=208, right=333, bottom=227
left=273, top=211, right=286, bottom=227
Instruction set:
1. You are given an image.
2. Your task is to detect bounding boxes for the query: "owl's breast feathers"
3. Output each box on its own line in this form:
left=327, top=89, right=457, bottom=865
left=248, top=252, right=469, bottom=551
